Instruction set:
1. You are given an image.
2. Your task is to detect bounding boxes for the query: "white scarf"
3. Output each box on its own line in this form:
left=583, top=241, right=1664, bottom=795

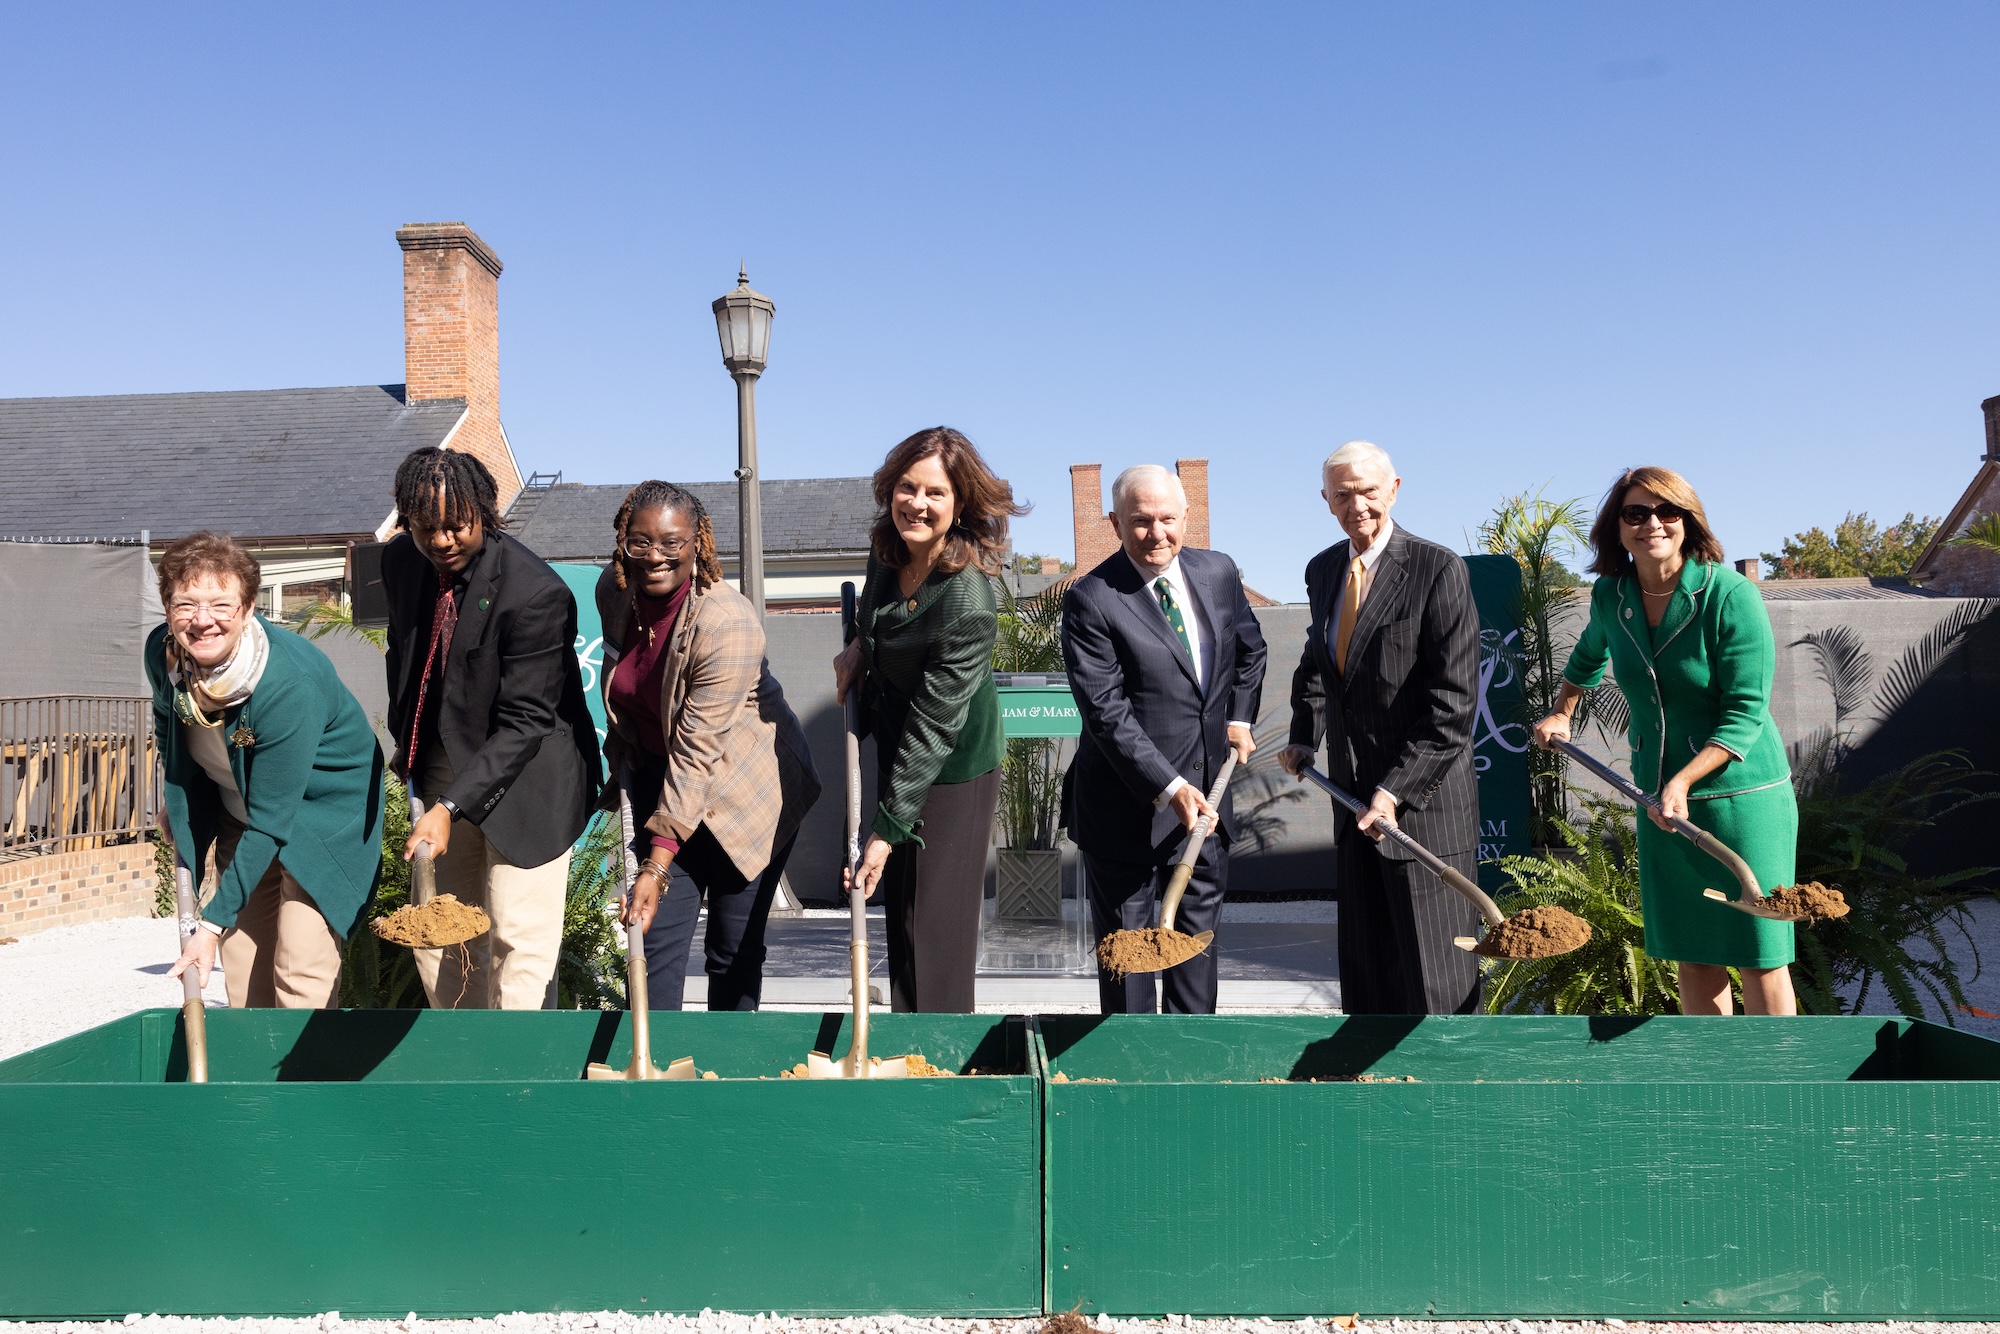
left=172, top=616, right=270, bottom=721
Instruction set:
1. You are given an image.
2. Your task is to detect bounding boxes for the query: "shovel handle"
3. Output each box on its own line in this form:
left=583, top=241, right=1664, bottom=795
left=1160, top=752, right=1238, bottom=933
left=617, top=780, right=657, bottom=1077
left=172, top=861, right=209, bottom=1084
left=1550, top=739, right=1765, bottom=905
left=840, top=581, right=869, bottom=1073
left=1298, top=766, right=1507, bottom=930
left=408, top=793, right=437, bottom=906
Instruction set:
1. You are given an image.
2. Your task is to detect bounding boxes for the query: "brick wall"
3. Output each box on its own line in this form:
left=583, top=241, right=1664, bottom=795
left=1, top=841, right=159, bottom=940
left=397, top=222, right=520, bottom=509
left=1070, top=463, right=1119, bottom=572
left=1176, top=458, right=1210, bottom=550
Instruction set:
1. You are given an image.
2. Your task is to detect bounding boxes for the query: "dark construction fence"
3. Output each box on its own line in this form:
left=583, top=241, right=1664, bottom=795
left=0, top=696, right=156, bottom=861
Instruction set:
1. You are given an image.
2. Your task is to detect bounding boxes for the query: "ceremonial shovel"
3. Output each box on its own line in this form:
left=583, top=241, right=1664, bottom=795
left=805, top=582, right=909, bottom=1079
left=1550, top=739, right=1804, bottom=922
left=1095, top=752, right=1237, bottom=977
left=171, top=856, right=209, bottom=1083
left=588, top=784, right=697, bottom=1081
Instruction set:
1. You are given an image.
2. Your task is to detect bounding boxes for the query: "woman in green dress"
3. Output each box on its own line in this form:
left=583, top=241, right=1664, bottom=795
left=1532, top=467, right=1798, bottom=1016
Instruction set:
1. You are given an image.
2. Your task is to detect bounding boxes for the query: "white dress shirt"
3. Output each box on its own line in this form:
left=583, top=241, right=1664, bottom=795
left=1134, top=552, right=1252, bottom=808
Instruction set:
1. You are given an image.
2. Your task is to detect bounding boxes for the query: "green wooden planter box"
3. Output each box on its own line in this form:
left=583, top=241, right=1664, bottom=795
left=1037, top=1014, right=2000, bottom=1320
left=0, top=1010, right=1042, bottom=1319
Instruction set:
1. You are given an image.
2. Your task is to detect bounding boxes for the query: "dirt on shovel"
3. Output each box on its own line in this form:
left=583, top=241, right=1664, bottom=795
left=369, top=894, right=491, bottom=948
left=1471, top=905, right=1592, bottom=959
left=1759, top=881, right=1849, bottom=922
left=1097, top=927, right=1209, bottom=977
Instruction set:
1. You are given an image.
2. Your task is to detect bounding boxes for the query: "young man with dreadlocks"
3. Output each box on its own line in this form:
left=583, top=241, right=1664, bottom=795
left=381, top=447, right=601, bottom=1009
left=593, top=480, right=820, bottom=1010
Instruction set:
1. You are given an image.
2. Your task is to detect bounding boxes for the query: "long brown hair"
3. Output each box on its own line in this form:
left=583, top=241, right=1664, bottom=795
left=868, top=427, right=1027, bottom=576
left=610, top=481, right=726, bottom=592
left=1586, top=466, right=1726, bottom=578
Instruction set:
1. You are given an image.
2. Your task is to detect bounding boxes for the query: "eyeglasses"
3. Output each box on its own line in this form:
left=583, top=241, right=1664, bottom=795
left=1620, top=503, right=1687, bottom=528
left=622, top=536, right=692, bottom=559
left=168, top=599, right=242, bottom=620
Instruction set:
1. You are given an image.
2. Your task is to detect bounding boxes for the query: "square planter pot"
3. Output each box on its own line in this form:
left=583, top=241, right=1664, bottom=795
left=1037, top=1014, right=2000, bottom=1320
left=995, top=847, right=1063, bottom=918
left=0, top=1010, right=1042, bottom=1319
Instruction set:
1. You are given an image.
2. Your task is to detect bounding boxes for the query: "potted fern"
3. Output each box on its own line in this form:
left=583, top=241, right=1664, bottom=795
left=992, top=581, right=1068, bottom=918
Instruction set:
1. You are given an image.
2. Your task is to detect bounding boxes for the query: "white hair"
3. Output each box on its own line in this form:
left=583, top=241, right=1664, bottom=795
left=1322, top=440, right=1396, bottom=481
left=1110, top=464, right=1185, bottom=515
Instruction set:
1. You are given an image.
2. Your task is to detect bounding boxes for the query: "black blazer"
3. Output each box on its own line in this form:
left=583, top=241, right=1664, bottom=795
left=383, top=530, right=601, bottom=868
left=1288, top=524, right=1480, bottom=860
left=1061, top=547, right=1267, bottom=864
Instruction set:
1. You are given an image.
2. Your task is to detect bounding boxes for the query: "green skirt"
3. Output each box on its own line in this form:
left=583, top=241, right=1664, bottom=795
left=1634, top=780, right=1798, bottom=969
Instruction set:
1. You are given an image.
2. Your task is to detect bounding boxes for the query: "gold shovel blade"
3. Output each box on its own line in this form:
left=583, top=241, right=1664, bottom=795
left=803, top=1050, right=914, bottom=1079
left=1703, top=887, right=1806, bottom=922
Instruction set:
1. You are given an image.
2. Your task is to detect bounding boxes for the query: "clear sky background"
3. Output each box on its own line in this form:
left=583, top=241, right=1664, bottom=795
left=4, top=3, right=1998, bottom=601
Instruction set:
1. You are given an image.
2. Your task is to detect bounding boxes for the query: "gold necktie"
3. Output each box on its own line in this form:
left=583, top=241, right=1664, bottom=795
left=1334, top=556, right=1364, bottom=675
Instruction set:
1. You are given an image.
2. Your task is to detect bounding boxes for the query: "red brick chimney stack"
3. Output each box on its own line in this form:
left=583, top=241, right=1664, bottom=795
left=1069, top=464, right=1116, bottom=572
left=397, top=222, right=520, bottom=509
left=1175, top=458, right=1210, bottom=550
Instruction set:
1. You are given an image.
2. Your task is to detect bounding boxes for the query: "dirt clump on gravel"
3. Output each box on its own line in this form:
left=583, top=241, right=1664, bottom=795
left=1043, top=1311, right=1092, bottom=1334
left=369, top=894, right=490, bottom=948
left=1760, top=881, right=1849, bottom=922
left=1096, top=927, right=1209, bottom=977
left=1472, top=905, right=1591, bottom=958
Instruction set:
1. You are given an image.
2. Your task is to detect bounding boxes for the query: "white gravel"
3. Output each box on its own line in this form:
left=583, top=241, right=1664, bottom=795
left=0, top=1314, right=1995, bottom=1333
left=0, top=914, right=229, bottom=1061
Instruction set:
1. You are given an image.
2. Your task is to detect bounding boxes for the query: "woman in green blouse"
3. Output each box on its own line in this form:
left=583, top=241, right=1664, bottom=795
left=153, top=531, right=385, bottom=1008
left=834, top=426, right=1026, bottom=1012
left=1532, top=467, right=1798, bottom=1016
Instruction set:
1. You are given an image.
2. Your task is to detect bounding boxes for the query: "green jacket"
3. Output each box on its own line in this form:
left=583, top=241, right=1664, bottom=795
left=147, top=619, right=386, bottom=937
left=857, top=556, right=1004, bottom=845
left=1562, top=561, right=1791, bottom=801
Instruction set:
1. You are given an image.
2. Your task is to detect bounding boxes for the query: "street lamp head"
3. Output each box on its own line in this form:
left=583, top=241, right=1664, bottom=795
left=712, top=263, right=775, bottom=376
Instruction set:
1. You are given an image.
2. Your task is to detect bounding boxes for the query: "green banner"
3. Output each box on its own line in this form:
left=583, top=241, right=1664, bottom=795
left=996, top=679, right=1083, bottom=738
left=1462, top=555, right=1533, bottom=890
left=552, top=562, right=609, bottom=766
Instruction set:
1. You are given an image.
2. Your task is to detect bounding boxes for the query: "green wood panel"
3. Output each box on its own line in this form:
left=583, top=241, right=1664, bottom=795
left=0, top=1013, right=1040, bottom=1318
left=1040, top=1016, right=2000, bottom=1319
left=1037, top=1014, right=2000, bottom=1084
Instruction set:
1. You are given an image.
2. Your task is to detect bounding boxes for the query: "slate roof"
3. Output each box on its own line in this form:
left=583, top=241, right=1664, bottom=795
left=0, top=385, right=465, bottom=542
left=1755, top=577, right=1947, bottom=601
left=508, top=477, right=878, bottom=562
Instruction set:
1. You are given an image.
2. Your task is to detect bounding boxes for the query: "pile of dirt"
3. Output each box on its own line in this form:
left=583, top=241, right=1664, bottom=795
left=369, top=894, right=490, bottom=948
left=1043, top=1311, right=1092, bottom=1334
left=1270, top=1073, right=1421, bottom=1084
left=1049, top=1071, right=1115, bottom=1084
left=1471, top=905, right=1592, bottom=959
left=1096, top=927, right=1209, bottom=977
left=904, top=1055, right=956, bottom=1077
left=1761, top=881, right=1849, bottom=922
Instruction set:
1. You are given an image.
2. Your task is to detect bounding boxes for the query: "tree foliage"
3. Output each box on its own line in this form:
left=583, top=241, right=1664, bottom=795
left=1759, top=511, right=1939, bottom=580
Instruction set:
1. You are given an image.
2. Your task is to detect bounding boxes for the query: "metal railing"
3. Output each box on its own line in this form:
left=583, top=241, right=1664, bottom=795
left=1, top=696, right=156, bottom=860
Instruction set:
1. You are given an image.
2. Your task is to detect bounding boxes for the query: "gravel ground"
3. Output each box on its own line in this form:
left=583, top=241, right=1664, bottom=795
left=1, top=1314, right=1996, bottom=1333
left=0, top=914, right=228, bottom=1060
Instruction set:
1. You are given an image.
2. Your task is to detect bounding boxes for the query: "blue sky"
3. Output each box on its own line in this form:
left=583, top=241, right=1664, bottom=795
left=4, top=3, right=1998, bottom=600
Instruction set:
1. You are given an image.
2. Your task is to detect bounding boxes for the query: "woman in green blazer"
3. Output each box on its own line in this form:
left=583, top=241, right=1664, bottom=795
left=1533, top=467, right=1798, bottom=1016
left=833, top=427, right=1025, bottom=1012
left=153, top=532, right=385, bottom=1009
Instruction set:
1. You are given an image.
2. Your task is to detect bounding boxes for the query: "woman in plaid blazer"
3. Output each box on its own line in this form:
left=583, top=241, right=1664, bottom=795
left=597, top=481, right=821, bottom=1011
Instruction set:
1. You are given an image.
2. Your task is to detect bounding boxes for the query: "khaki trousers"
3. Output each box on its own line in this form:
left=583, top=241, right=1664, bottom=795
left=415, top=751, right=570, bottom=1010
left=211, top=816, right=344, bottom=1009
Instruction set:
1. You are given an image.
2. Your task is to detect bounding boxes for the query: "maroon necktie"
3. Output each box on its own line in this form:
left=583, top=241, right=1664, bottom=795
left=399, top=582, right=459, bottom=779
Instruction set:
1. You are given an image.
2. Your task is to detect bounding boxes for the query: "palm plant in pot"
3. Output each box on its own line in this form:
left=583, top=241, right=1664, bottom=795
left=992, top=581, right=1068, bottom=917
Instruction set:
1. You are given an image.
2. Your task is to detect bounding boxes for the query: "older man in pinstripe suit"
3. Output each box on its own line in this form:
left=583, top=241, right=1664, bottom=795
left=1277, top=441, right=1483, bottom=1014
left=1063, top=464, right=1267, bottom=1015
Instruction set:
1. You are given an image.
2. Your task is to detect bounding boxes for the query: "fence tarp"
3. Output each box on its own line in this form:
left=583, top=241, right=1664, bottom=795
left=0, top=542, right=160, bottom=697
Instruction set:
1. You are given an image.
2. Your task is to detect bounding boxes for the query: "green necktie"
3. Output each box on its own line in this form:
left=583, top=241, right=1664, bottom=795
left=1155, top=577, right=1194, bottom=667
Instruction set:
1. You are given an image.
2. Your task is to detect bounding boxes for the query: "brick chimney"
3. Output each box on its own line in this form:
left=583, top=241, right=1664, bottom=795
left=1175, top=458, right=1210, bottom=550
left=397, top=222, right=520, bottom=508
left=1070, top=464, right=1119, bottom=572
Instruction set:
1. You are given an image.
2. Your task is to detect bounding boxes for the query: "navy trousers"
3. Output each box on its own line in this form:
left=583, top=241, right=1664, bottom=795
left=1084, top=835, right=1227, bottom=1015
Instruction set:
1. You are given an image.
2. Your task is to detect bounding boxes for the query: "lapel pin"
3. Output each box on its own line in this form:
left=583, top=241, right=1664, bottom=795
left=479, top=597, right=490, bottom=611
left=230, top=726, right=256, bottom=749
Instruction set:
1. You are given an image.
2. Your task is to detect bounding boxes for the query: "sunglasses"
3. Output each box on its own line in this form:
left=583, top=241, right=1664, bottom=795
left=1620, top=502, right=1687, bottom=527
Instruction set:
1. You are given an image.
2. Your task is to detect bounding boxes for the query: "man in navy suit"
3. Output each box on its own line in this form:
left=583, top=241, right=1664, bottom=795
left=1062, top=464, right=1268, bottom=1014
